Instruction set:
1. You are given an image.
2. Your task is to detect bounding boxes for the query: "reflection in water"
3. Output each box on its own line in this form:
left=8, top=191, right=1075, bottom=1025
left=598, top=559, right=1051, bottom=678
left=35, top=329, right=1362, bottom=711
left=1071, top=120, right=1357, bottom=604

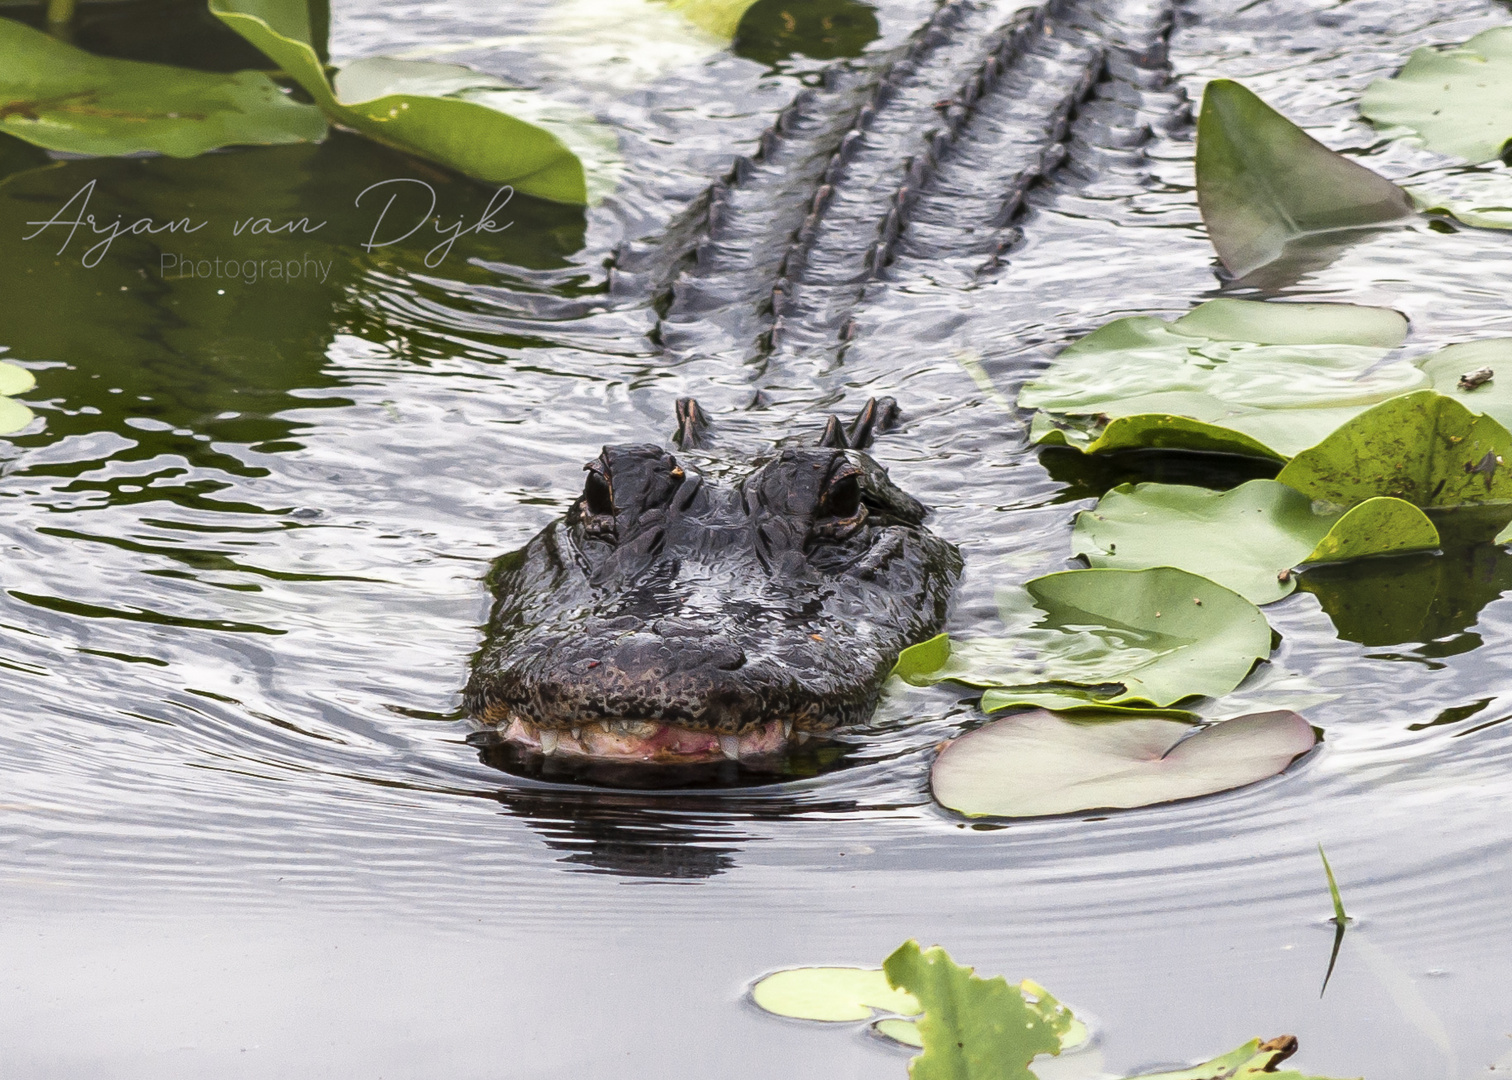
left=1037, top=446, right=1280, bottom=504
left=733, top=0, right=880, bottom=66
left=1299, top=544, right=1512, bottom=650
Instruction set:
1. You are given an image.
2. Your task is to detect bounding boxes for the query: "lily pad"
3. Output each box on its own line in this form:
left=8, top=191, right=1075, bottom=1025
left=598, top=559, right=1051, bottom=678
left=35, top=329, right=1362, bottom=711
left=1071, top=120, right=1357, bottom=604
left=1419, top=339, right=1512, bottom=429
left=929, top=709, right=1317, bottom=819
left=1276, top=390, right=1512, bottom=512
left=1360, top=27, right=1512, bottom=164
left=1407, top=164, right=1512, bottom=230
left=1197, top=79, right=1413, bottom=277
left=0, top=358, right=34, bottom=435
left=750, top=966, right=921, bottom=1022
left=882, top=940, right=1070, bottom=1080
left=894, top=568, right=1272, bottom=712
left=1022, top=299, right=1419, bottom=460
left=1129, top=1037, right=1358, bottom=1080
left=0, top=16, right=325, bottom=158
left=1073, top=480, right=1439, bottom=605
left=211, top=0, right=614, bottom=204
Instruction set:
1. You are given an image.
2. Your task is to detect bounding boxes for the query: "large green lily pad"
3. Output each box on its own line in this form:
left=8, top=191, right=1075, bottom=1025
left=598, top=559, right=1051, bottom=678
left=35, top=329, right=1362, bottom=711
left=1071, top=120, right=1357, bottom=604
left=1276, top=390, right=1512, bottom=509
left=1360, top=27, right=1512, bottom=164
left=211, top=0, right=614, bottom=204
left=1073, top=480, right=1439, bottom=605
left=929, top=709, right=1317, bottom=819
left=1419, top=339, right=1512, bottom=429
left=1196, top=79, right=1412, bottom=277
left=882, top=941, right=1070, bottom=1080
left=0, top=16, right=325, bottom=158
left=1022, top=299, right=1419, bottom=460
left=894, top=568, right=1272, bottom=711
left=0, top=357, right=34, bottom=435
left=750, top=967, right=921, bottom=1022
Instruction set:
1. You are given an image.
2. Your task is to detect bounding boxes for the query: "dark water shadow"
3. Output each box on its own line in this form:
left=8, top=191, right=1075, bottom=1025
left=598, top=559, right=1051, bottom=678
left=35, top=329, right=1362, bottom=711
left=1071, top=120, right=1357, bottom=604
left=733, top=0, right=879, bottom=67
left=1038, top=445, right=1280, bottom=503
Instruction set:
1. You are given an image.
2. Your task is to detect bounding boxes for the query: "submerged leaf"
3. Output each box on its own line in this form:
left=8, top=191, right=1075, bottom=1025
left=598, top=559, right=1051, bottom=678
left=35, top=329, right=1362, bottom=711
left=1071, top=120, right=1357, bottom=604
left=1361, top=27, right=1512, bottom=164
left=0, top=16, right=325, bottom=158
left=1276, top=390, right=1512, bottom=511
left=895, top=568, right=1272, bottom=711
left=210, top=0, right=612, bottom=204
left=1022, top=299, right=1417, bottom=460
left=1072, top=480, right=1438, bottom=605
left=929, top=709, right=1317, bottom=819
left=882, top=941, right=1067, bottom=1080
left=1197, top=79, right=1413, bottom=277
left=751, top=966, right=921, bottom=1021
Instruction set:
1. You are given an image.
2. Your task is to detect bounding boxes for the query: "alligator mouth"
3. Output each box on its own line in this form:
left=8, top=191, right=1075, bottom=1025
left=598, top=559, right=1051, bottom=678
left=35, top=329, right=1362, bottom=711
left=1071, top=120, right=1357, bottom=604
left=500, top=713, right=799, bottom=763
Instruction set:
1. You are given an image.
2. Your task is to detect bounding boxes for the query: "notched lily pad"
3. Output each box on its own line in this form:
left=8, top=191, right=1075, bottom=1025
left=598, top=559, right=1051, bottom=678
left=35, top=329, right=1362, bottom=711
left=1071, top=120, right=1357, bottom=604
left=1073, top=480, right=1439, bottom=605
left=929, top=709, right=1318, bottom=819
left=751, top=966, right=921, bottom=1022
left=894, top=568, right=1272, bottom=711
left=1197, top=79, right=1413, bottom=277
left=1361, top=27, right=1512, bottom=164
left=1022, top=299, right=1417, bottom=460
left=0, top=16, right=325, bottom=158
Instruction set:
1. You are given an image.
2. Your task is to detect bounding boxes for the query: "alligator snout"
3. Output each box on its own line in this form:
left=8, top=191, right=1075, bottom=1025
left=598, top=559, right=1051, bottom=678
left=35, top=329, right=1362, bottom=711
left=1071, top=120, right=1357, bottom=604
left=464, top=402, right=961, bottom=764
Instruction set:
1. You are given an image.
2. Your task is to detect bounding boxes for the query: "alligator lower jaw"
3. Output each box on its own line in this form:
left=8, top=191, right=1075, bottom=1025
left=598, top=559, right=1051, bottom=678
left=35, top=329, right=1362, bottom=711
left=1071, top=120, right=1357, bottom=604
left=499, top=714, right=798, bottom=763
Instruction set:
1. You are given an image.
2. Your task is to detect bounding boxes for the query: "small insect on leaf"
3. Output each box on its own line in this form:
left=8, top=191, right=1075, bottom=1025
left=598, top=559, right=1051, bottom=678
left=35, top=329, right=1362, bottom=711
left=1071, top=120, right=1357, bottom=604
left=1459, top=367, right=1495, bottom=391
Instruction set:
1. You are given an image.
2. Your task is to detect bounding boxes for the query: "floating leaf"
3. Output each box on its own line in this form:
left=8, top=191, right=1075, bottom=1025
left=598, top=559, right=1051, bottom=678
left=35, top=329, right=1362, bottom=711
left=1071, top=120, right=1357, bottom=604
left=1360, top=27, right=1512, bottom=164
left=210, top=0, right=614, bottom=204
left=0, top=16, right=325, bottom=158
left=1419, top=338, right=1512, bottom=429
left=751, top=967, right=921, bottom=1022
left=1127, top=1036, right=1358, bottom=1080
left=895, top=568, right=1272, bottom=712
left=1406, top=164, right=1512, bottom=230
left=1276, top=390, right=1512, bottom=511
left=1197, top=79, right=1413, bottom=277
left=882, top=940, right=1069, bottom=1080
left=929, top=709, right=1317, bottom=819
left=0, top=357, right=34, bottom=435
left=1073, top=480, right=1438, bottom=605
left=1022, top=299, right=1417, bottom=460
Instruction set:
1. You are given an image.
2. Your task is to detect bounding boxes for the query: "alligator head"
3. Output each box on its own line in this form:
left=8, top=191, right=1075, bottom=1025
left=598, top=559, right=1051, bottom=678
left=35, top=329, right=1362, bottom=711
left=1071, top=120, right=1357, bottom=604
left=465, top=397, right=961, bottom=764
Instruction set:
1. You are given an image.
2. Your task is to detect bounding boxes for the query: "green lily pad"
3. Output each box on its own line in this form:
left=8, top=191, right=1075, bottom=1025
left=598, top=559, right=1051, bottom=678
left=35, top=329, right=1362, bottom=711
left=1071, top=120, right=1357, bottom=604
left=0, top=358, right=34, bottom=435
left=894, top=568, right=1272, bottom=711
left=1022, top=299, right=1419, bottom=460
left=750, top=967, right=921, bottom=1022
left=1419, top=339, right=1512, bottom=430
left=1197, top=79, right=1413, bottom=277
left=874, top=988, right=1090, bottom=1054
left=929, top=709, right=1317, bottom=819
left=1276, top=390, right=1512, bottom=512
left=1073, top=480, right=1439, bottom=605
left=1407, top=164, right=1512, bottom=230
left=210, top=0, right=614, bottom=204
left=1360, top=27, right=1512, bottom=164
left=0, top=16, right=325, bottom=158
left=882, top=941, right=1070, bottom=1080
left=1129, top=1037, right=1358, bottom=1080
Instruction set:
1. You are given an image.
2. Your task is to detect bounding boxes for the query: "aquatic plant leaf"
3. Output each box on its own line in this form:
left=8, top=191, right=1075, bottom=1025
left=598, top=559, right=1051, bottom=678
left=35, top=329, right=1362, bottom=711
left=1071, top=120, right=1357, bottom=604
left=0, top=16, right=325, bottom=158
left=210, top=0, right=611, bottom=204
left=1276, top=391, right=1512, bottom=512
left=882, top=940, right=1067, bottom=1080
left=895, top=568, right=1272, bottom=710
left=1127, top=1036, right=1358, bottom=1080
left=1407, top=164, right=1512, bottom=230
left=0, top=360, right=34, bottom=397
left=1022, top=299, right=1418, bottom=460
left=751, top=967, right=921, bottom=1022
left=1072, top=480, right=1437, bottom=605
left=0, top=396, right=32, bottom=435
left=1360, top=27, right=1512, bottom=164
left=1197, top=79, right=1413, bottom=277
left=929, top=709, right=1317, bottom=819
left=656, top=0, right=762, bottom=38
left=1419, top=339, right=1512, bottom=430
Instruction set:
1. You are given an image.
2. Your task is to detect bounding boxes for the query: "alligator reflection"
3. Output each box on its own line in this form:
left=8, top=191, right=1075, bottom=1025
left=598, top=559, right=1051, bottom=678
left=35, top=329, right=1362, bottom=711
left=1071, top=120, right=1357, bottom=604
left=471, top=730, right=863, bottom=878
left=1300, top=543, right=1512, bottom=651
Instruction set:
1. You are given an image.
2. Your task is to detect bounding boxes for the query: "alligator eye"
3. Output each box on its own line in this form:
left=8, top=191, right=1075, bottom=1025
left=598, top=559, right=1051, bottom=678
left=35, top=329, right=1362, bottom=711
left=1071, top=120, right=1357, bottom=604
left=584, top=468, right=615, bottom=517
left=822, top=471, right=862, bottom=519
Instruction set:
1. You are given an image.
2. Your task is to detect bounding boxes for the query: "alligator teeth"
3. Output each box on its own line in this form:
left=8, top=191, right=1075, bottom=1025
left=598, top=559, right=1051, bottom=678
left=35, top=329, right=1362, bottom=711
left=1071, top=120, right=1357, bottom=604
left=782, top=720, right=793, bottom=739
left=718, top=735, right=741, bottom=761
left=597, top=721, right=611, bottom=734
left=539, top=729, right=559, bottom=755
left=570, top=727, right=581, bottom=740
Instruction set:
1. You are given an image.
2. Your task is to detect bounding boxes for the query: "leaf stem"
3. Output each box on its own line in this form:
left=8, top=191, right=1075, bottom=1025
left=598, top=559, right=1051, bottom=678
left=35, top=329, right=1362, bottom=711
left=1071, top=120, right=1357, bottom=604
left=45, top=0, right=76, bottom=30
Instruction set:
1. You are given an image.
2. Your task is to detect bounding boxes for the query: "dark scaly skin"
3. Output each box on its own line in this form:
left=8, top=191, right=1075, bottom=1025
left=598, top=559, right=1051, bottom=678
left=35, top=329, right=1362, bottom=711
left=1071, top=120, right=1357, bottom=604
left=465, top=401, right=961, bottom=761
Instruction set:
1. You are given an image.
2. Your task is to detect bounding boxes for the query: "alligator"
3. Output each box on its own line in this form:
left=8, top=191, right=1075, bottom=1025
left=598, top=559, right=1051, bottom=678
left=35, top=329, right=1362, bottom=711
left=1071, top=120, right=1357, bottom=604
left=465, top=397, right=962, bottom=763
left=466, top=0, right=1180, bottom=764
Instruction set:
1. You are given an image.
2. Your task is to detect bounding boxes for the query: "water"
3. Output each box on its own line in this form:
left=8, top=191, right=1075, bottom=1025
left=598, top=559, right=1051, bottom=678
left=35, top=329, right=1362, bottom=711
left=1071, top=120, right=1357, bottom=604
left=3, top=0, right=1512, bottom=1076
